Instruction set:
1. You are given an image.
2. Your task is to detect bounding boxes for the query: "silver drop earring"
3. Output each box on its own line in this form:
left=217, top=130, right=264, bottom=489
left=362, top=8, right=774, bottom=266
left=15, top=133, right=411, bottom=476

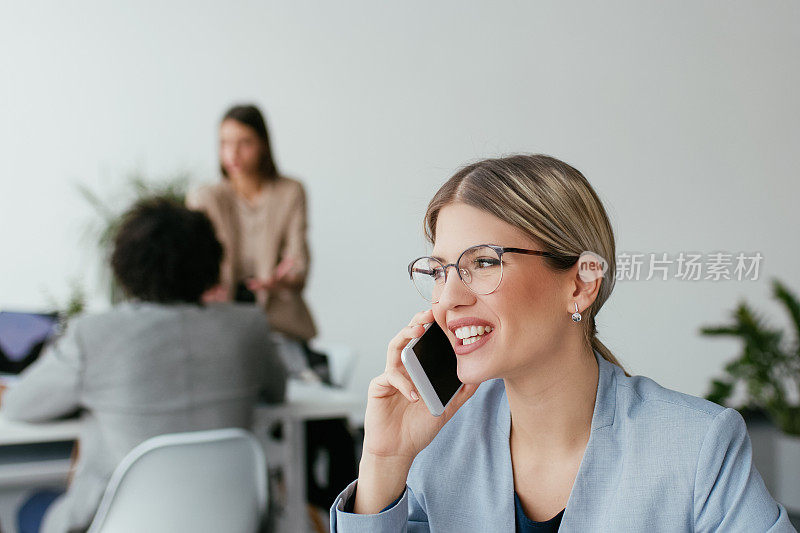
left=571, top=302, right=582, bottom=323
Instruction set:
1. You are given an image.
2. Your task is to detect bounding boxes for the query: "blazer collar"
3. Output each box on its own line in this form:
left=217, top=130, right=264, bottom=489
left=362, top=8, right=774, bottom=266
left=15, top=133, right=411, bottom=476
left=493, top=349, right=621, bottom=531
left=495, top=349, right=618, bottom=434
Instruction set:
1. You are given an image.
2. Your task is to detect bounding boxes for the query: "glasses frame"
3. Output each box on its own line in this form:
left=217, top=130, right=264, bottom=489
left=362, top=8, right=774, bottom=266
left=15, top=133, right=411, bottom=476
left=408, top=244, right=562, bottom=303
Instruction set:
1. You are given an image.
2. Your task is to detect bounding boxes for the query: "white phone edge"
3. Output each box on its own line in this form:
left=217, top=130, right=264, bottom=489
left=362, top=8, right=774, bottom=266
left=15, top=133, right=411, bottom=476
left=400, top=322, right=463, bottom=417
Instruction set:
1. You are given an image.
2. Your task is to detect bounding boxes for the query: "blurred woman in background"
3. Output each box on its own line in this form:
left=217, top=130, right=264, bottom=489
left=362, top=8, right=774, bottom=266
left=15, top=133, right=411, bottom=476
left=188, top=104, right=356, bottom=511
left=187, top=104, right=319, bottom=376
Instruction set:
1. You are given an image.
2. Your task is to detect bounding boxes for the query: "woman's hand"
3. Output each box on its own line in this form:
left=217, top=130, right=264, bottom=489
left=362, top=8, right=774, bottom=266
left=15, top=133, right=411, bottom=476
left=353, top=309, right=479, bottom=514
left=201, top=284, right=230, bottom=303
left=246, top=257, right=301, bottom=293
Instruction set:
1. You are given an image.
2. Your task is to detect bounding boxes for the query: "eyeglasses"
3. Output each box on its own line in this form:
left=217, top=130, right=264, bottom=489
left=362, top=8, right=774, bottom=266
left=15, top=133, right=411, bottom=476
left=408, top=244, right=561, bottom=303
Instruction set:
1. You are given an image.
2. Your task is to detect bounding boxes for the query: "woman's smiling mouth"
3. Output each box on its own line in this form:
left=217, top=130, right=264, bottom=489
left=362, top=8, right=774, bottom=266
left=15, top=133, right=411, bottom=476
left=454, top=324, right=494, bottom=345
left=448, top=318, right=496, bottom=355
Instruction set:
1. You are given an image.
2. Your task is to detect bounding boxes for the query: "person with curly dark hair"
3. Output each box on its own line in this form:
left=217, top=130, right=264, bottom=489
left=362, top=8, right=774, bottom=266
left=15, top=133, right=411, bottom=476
left=111, top=197, right=224, bottom=303
left=0, top=198, right=287, bottom=533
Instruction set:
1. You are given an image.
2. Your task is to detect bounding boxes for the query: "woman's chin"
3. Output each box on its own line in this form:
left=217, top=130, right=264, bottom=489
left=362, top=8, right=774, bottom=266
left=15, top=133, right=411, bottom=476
left=456, top=359, right=494, bottom=385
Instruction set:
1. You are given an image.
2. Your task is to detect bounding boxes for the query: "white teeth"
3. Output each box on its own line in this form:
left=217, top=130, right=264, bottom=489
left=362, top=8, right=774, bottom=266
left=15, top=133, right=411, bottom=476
left=453, top=324, right=494, bottom=344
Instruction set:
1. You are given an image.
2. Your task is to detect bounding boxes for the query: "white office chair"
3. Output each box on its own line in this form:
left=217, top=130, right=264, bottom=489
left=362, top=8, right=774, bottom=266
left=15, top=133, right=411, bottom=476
left=86, top=428, right=267, bottom=533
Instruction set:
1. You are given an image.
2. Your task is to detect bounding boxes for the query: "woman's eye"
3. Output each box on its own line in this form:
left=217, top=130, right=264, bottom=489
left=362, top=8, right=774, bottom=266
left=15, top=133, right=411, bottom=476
left=432, top=267, right=445, bottom=281
left=474, top=258, right=500, bottom=269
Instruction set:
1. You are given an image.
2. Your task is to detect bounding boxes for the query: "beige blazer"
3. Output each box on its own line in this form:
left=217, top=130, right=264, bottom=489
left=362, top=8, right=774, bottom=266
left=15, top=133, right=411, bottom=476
left=187, top=177, right=317, bottom=340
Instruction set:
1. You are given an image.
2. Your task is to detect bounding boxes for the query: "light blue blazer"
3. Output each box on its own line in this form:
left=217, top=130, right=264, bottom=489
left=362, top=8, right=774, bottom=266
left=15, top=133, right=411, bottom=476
left=330, top=350, right=795, bottom=532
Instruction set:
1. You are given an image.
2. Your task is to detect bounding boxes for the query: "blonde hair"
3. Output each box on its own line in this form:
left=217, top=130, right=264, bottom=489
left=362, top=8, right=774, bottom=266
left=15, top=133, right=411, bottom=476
left=424, top=154, right=629, bottom=376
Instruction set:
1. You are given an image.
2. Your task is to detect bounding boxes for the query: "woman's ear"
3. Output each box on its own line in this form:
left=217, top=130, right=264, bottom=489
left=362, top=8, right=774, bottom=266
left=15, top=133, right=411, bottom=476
left=565, top=263, right=602, bottom=315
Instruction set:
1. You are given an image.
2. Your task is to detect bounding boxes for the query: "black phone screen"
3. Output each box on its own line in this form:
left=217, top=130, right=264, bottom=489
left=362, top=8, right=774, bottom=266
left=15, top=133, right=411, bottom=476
left=412, top=321, right=462, bottom=406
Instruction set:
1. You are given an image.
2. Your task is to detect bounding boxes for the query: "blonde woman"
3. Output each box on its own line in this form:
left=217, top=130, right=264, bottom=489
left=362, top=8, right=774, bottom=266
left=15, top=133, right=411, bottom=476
left=329, top=155, right=794, bottom=532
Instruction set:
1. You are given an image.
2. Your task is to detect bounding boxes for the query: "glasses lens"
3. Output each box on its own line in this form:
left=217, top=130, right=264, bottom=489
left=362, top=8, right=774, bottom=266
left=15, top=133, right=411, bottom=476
left=410, top=257, right=445, bottom=302
left=458, top=246, right=502, bottom=295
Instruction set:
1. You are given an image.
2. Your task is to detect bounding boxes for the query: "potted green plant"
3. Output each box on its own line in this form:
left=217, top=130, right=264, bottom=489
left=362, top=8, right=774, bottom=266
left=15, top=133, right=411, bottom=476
left=701, top=279, right=800, bottom=512
left=44, top=279, right=87, bottom=325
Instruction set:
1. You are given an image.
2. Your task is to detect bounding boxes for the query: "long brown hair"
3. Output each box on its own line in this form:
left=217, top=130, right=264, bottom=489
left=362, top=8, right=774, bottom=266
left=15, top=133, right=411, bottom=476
left=219, top=104, right=278, bottom=181
left=424, top=154, right=629, bottom=375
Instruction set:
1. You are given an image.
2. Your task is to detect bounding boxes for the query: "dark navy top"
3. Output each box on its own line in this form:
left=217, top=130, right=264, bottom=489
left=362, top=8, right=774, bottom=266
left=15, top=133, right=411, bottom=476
left=515, top=492, right=564, bottom=532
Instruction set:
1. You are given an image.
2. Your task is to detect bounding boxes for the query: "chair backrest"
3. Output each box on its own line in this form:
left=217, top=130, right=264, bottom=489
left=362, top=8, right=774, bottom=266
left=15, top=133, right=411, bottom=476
left=87, top=428, right=266, bottom=533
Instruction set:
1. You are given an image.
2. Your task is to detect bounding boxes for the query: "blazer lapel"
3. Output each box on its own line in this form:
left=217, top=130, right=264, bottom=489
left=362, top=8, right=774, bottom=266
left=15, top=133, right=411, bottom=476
left=494, top=351, right=620, bottom=532
left=559, top=352, right=620, bottom=532
left=493, top=389, right=519, bottom=532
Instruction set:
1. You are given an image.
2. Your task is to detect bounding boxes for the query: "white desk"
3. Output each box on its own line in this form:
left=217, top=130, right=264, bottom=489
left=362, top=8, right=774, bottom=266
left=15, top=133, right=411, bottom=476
left=0, top=418, right=82, bottom=447
left=255, top=381, right=362, bottom=533
left=0, top=418, right=82, bottom=494
left=0, top=380, right=362, bottom=533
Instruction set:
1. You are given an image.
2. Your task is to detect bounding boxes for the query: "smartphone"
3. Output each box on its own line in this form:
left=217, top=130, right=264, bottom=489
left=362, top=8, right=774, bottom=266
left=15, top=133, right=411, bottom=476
left=401, top=321, right=463, bottom=417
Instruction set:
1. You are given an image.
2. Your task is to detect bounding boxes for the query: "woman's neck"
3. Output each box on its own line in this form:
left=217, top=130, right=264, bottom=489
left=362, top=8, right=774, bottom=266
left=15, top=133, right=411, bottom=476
left=504, top=341, right=598, bottom=460
left=229, top=172, right=265, bottom=203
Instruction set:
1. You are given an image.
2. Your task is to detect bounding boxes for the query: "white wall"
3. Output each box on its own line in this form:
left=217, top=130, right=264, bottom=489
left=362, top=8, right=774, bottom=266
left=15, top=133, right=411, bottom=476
left=2, top=1, right=798, bottom=406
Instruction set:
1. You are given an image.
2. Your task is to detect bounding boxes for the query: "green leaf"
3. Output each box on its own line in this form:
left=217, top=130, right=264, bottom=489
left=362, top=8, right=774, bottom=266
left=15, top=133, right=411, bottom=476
left=773, top=279, right=800, bottom=356
left=701, top=279, right=800, bottom=436
left=699, top=326, right=740, bottom=337
left=705, top=378, right=734, bottom=406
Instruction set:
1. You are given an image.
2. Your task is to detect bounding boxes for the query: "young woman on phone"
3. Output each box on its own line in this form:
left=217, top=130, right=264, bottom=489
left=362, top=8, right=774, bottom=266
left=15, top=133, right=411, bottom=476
left=329, top=155, right=793, bottom=532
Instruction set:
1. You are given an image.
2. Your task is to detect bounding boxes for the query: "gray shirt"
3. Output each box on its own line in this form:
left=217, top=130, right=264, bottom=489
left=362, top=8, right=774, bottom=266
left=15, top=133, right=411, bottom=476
left=1, top=301, right=287, bottom=533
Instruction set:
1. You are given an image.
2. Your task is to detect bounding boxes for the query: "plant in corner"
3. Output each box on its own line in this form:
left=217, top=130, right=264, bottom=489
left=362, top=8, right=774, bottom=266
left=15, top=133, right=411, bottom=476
left=701, top=279, right=800, bottom=436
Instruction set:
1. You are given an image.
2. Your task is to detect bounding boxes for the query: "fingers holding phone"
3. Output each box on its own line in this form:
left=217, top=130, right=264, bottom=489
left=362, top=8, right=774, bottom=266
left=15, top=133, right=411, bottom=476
left=361, top=310, right=477, bottom=462
left=386, top=309, right=434, bottom=361
left=376, top=308, right=433, bottom=400
left=401, top=321, right=462, bottom=417
left=354, top=311, right=480, bottom=514
left=361, top=313, right=432, bottom=458
left=401, top=321, right=481, bottom=420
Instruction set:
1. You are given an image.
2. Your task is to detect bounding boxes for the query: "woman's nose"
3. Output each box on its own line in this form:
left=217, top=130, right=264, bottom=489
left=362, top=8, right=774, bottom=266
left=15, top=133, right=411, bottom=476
left=435, top=266, right=474, bottom=308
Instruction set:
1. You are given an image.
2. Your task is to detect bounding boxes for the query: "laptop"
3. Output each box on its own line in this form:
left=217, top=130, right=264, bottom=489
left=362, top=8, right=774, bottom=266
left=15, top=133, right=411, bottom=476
left=0, top=311, right=60, bottom=379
